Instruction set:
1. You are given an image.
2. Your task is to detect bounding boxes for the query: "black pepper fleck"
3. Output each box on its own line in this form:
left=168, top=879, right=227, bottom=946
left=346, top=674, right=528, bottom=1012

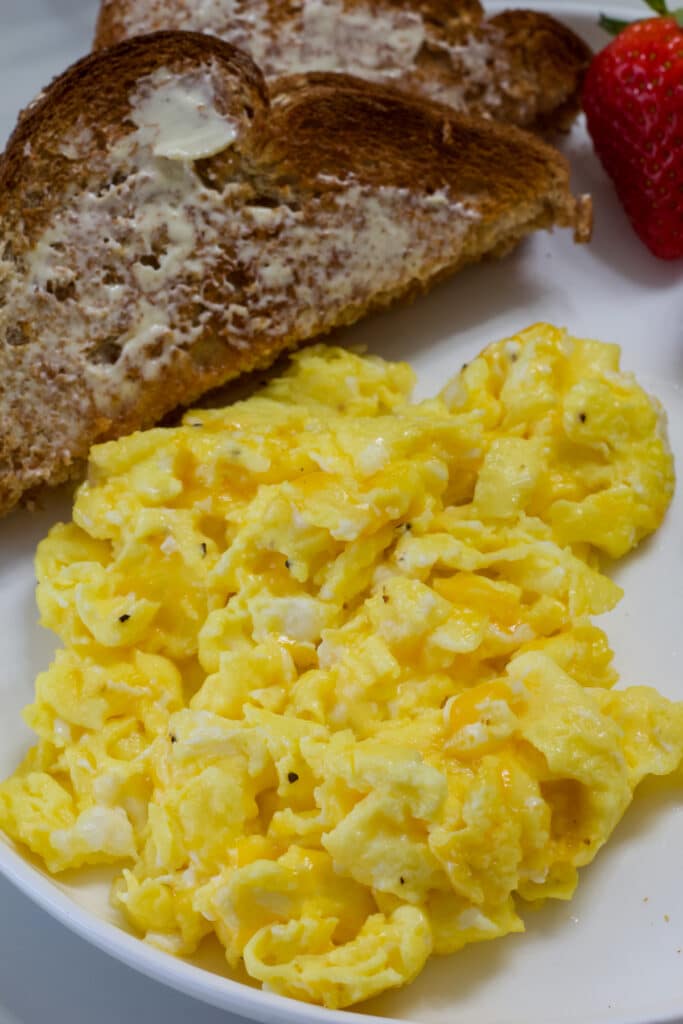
left=170, top=734, right=177, bottom=744
left=578, top=412, right=587, bottom=423
left=382, top=592, right=389, bottom=604
left=287, top=771, right=299, bottom=783
left=285, top=559, right=291, bottom=569
left=118, top=613, right=131, bottom=623
left=510, top=352, right=518, bottom=362
left=200, top=542, right=207, bottom=557
left=400, top=876, right=405, bottom=885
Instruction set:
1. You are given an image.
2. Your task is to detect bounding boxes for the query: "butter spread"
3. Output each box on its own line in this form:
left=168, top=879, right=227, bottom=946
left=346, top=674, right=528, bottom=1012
left=126, top=0, right=425, bottom=77
left=129, top=0, right=424, bottom=77
left=121, top=0, right=513, bottom=116
left=129, top=67, right=239, bottom=160
left=297, top=0, right=424, bottom=75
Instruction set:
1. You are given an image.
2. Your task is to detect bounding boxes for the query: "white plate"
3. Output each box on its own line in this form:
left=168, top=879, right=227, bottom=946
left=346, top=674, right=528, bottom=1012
left=1, top=2, right=683, bottom=1023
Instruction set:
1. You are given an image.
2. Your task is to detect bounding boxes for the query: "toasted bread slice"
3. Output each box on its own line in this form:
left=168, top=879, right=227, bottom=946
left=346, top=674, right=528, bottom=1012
left=0, top=31, right=590, bottom=515
left=93, top=0, right=591, bottom=133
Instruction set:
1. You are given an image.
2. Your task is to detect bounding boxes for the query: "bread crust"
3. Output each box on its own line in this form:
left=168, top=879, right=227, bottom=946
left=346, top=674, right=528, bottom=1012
left=93, top=0, right=591, bottom=134
left=0, top=32, right=589, bottom=515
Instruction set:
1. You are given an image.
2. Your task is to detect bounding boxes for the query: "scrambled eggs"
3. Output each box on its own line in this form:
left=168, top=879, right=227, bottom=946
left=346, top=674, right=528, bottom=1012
left=1, top=323, right=680, bottom=1008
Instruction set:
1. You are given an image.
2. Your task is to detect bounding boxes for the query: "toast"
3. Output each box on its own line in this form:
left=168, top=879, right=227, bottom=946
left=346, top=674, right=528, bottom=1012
left=94, top=0, right=592, bottom=133
left=0, top=31, right=590, bottom=515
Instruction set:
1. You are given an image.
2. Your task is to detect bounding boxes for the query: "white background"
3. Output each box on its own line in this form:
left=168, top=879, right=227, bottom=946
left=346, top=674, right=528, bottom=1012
left=1, top=2, right=682, bottom=1024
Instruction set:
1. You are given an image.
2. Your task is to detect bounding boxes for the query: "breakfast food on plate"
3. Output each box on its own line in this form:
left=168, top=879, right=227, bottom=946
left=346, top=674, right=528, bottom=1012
left=94, top=0, right=592, bottom=134
left=583, top=0, right=683, bottom=260
left=1, top=324, right=678, bottom=1009
left=0, top=32, right=590, bottom=518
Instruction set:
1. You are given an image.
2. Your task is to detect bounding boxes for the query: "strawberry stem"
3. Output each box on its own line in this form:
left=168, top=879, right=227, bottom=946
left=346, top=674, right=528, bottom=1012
left=599, top=12, right=633, bottom=33
left=598, top=0, right=681, bottom=34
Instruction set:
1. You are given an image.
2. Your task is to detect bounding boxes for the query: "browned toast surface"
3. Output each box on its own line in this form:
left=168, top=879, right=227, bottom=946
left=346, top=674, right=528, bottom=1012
left=94, top=0, right=591, bottom=132
left=0, top=31, right=589, bottom=515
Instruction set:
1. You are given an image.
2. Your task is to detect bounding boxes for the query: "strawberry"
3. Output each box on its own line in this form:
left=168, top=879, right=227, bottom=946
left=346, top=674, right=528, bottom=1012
left=582, top=0, right=683, bottom=260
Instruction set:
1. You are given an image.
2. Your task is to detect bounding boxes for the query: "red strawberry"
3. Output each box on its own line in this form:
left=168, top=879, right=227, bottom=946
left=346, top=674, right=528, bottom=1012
left=582, top=0, right=683, bottom=260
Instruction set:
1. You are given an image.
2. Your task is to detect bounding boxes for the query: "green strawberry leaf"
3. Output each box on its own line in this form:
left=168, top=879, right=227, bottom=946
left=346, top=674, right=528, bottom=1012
left=599, top=12, right=633, bottom=33
left=643, top=0, right=668, bottom=13
left=599, top=0, right=682, bottom=32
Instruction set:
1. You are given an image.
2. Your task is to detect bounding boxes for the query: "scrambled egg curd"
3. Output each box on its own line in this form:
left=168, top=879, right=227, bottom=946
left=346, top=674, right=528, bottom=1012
left=1, top=324, right=680, bottom=1008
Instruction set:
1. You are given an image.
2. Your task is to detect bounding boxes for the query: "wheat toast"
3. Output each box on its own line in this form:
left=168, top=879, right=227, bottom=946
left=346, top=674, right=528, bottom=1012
left=0, top=31, right=590, bottom=514
left=94, top=0, right=591, bottom=133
